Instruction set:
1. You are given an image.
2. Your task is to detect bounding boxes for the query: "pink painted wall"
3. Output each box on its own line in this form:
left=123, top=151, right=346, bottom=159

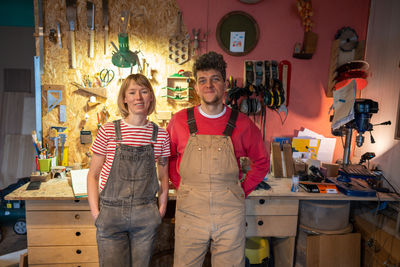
left=176, top=0, right=370, bottom=162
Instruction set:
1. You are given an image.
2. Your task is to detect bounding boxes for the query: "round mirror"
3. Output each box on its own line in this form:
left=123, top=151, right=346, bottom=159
left=216, top=11, right=259, bottom=56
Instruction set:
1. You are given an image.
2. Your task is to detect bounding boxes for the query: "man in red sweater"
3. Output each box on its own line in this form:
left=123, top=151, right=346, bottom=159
left=167, top=51, right=269, bottom=266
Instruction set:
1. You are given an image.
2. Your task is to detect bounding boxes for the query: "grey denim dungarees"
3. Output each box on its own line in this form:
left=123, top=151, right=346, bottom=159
left=95, top=120, right=161, bottom=267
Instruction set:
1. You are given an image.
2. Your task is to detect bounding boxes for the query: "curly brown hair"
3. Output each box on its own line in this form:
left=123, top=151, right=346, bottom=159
left=192, top=51, right=227, bottom=81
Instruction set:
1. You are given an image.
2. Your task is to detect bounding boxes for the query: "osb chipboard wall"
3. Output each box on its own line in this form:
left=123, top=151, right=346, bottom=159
left=34, top=0, right=199, bottom=167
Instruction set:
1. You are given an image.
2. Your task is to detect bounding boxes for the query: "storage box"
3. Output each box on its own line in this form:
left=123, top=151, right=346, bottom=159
left=306, top=233, right=361, bottom=267
left=30, top=172, right=51, bottom=182
left=300, top=200, right=350, bottom=231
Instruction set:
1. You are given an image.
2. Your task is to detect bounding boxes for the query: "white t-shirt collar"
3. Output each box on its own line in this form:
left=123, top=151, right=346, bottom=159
left=198, top=105, right=226, bottom=119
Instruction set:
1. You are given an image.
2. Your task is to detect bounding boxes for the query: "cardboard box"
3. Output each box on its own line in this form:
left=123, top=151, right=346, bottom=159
left=306, top=233, right=361, bottom=267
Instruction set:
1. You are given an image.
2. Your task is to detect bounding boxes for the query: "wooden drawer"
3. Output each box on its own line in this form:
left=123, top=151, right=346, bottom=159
left=28, top=228, right=97, bottom=246
left=29, top=263, right=98, bottom=267
left=246, top=215, right=298, bottom=237
left=26, top=200, right=90, bottom=211
left=28, top=246, right=98, bottom=265
left=26, top=211, right=94, bottom=228
left=246, top=198, right=299, bottom=216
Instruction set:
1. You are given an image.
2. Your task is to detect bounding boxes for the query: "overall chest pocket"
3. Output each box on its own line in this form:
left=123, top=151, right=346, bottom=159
left=117, top=148, right=153, bottom=181
left=201, top=137, right=237, bottom=175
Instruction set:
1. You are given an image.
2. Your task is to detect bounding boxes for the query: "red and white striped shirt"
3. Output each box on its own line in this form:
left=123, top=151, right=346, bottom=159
left=91, top=120, right=171, bottom=191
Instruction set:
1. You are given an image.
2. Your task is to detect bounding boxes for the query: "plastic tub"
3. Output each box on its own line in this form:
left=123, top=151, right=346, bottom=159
left=299, top=200, right=350, bottom=231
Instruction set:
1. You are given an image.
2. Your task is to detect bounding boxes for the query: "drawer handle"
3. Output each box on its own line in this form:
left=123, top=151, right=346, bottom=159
left=259, top=199, right=265, bottom=205
left=74, top=199, right=80, bottom=203
left=258, top=220, right=264, bottom=226
left=76, top=249, right=82, bottom=254
left=75, top=214, right=80, bottom=220
left=75, top=231, right=81, bottom=236
left=245, top=222, right=248, bottom=227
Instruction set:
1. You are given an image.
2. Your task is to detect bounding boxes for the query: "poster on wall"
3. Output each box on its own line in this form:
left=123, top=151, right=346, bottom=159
left=230, top=32, right=245, bottom=53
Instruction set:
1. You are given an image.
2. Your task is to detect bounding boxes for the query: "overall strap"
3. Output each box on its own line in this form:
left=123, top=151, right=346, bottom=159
left=223, top=109, right=239, bottom=136
left=150, top=122, right=159, bottom=143
left=187, top=107, right=198, bottom=134
left=113, top=120, right=123, bottom=141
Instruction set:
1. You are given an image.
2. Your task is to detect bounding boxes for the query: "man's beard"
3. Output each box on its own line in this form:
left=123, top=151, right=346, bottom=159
left=202, top=95, right=222, bottom=105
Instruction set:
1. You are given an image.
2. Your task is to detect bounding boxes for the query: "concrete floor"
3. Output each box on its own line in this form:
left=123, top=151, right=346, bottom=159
left=0, top=221, right=27, bottom=266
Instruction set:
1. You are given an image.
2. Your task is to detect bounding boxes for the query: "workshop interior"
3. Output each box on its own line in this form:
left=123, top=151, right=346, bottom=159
left=0, top=0, right=400, bottom=266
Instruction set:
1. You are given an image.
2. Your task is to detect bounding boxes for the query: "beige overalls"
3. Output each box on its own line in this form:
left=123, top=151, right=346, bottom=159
left=174, top=107, right=246, bottom=267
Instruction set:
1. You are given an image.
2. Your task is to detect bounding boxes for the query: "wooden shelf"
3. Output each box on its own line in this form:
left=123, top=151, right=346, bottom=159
left=87, top=102, right=101, bottom=107
left=77, top=87, right=107, bottom=98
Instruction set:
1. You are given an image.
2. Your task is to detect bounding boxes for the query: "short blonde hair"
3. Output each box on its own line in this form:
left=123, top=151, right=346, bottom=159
left=117, top=74, right=156, bottom=118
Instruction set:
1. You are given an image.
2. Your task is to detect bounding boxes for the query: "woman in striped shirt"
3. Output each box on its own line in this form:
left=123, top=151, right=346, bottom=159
left=87, top=74, right=170, bottom=267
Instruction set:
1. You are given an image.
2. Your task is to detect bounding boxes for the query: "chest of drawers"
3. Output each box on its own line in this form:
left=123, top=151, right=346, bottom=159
left=25, top=200, right=98, bottom=267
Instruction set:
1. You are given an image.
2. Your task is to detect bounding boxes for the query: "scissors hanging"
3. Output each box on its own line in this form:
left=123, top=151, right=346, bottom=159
left=98, top=69, right=115, bottom=87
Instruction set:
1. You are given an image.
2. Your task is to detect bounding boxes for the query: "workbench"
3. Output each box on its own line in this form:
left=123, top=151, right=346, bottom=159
left=6, top=177, right=399, bottom=267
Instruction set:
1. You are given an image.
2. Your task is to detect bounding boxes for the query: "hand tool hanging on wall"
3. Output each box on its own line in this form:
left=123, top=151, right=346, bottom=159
left=49, top=29, right=57, bottom=44
left=278, top=60, right=291, bottom=107
left=102, top=0, right=109, bottom=55
left=98, top=68, right=115, bottom=87
left=59, top=133, right=67, bottom=163
left=80, top=129, right=92, bottom=144
left=34, top=57, right=42, bottom=142
left=87, top=1, right=95, bottom=58
left=276, top=60, right=291, bottom=124
left=45, top=85, right=67, bottom=123
left=57, top=22, right=62, bottom=48
left=191, top=28, right=208, bottom=57
left=66, top=0, right=77, bottom=69
left=37, top=0, right=44, bottom=74
left=47, top=90, right=62, bottom=111
left=111, top=11, right=142, bottom=73
left=168, top=11, right=190, bottom=65
left=335, top=27, right=358, bottom=52
left=50, top=127, right=66, bottom=165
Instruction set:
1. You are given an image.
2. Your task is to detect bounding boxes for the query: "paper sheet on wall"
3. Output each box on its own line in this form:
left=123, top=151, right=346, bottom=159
left=292, top=137, right=321, bottom=160
left=70, top=169, right=89, bottom=197
left=298, top=128, right=336, bottom=163
left=230, top=32, right=245, bottom=53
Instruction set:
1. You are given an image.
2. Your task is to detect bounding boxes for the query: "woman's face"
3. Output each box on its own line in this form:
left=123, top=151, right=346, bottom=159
left=124, top=80, right=153, bottom=116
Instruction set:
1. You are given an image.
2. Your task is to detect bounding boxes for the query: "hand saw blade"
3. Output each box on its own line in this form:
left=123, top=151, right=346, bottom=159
left=86, top=1, right=94, bottom=30
left=66, top=0, right=77, bottom=31
left=66, top=0, right=77, bottom=68
left=38, top=0, right=44, bottom=73
left=102, top=0, right=109, bottom=54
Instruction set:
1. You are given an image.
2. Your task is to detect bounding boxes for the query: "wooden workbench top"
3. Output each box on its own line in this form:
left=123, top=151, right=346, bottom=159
left=5, top=177, right=76, bottom=200
left=5, top=177, right=399, bottom=202
left=249, top=178, right=400, bottom=201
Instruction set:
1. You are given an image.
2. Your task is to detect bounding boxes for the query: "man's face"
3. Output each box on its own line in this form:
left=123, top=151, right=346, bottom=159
left=195, top=69, right=227, bottom=106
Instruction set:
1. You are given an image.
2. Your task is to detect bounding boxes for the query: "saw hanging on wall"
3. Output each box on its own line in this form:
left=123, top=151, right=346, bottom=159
left=102, top=0, right=109, bottom=55
left=86, top=1, right=95, bottom=58
left=335, top=27, right=358, bottom=52
left=66, top=0, right=77, bottom=69
left=37, top=0, right=44, bottom=73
